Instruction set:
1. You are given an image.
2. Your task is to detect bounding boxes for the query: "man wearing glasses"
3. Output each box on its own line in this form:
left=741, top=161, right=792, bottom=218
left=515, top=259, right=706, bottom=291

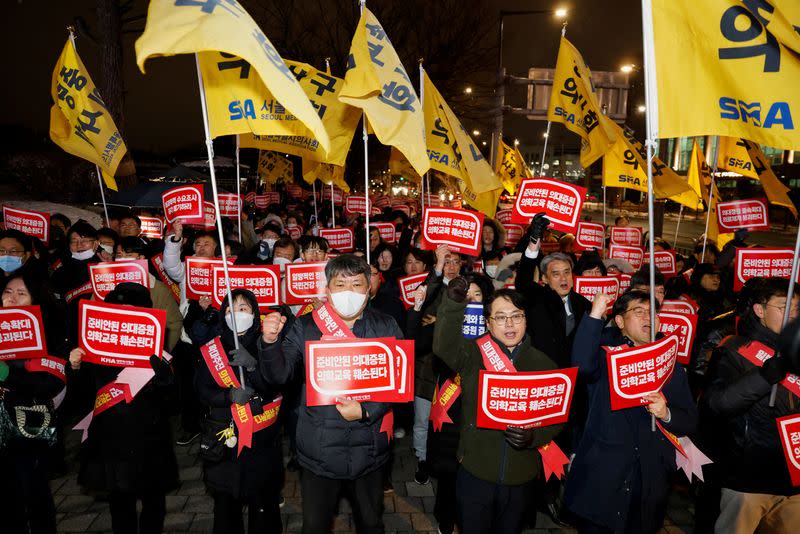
left=431, top=276, right=563, bottom=533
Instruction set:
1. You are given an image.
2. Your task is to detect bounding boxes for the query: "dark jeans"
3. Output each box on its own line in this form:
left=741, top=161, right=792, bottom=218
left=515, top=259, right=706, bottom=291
left=108, top=491, right=166, bottom=534
left=172, top=341, right=203, bottom=433
left=433, top=471, right=457, bottom=534
left=456, top=466, right=533, bottom=534
left=0, top=444, right=57, bottom=534
left=212, top=489, right=282, bottom=534
left=301, top=468, right=385, bottom=534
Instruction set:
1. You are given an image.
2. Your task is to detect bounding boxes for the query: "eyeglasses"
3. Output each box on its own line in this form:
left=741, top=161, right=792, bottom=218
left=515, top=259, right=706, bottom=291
left=623, top=307, right=651, bottom=318
left=303, top=248, right=326, bottom=256
left=489, top=313, right=525, bottom=325
left=0, top=248, right=24, bottom=256
left=766, top=303, right=799, bottom=316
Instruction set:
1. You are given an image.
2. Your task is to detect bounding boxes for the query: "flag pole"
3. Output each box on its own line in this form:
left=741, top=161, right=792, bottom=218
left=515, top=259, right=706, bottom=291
left=359, top=0, right=371, bottom=263
left=538, top=22, right=566, bottom=177
left=235, top=135, right=242, bottom=243
left=419, top=60, right=426, bottom=213
left=330, top=183, right=335, bottom=227
left=701, top=137, right=720, bottom=263
left=673, top=204, right=683, bottom=248
left=194, top=54, right=242, bottom=362
left=95, top=165, right=111, bottom=228
left=312, top=180, right=319, bottom=233
left=769, top=221, right=800, bottom=406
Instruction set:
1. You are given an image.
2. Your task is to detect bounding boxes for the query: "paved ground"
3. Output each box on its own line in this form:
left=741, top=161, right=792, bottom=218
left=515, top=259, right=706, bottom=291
left=52, top=423, right=697, bottom=533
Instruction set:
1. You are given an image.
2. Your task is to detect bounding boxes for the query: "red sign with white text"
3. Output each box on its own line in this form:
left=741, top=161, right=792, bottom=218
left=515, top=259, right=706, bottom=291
left=495, top=209, right=513, bottom=224
left=610, top=226, right=642, bottom=247
left=89, top=260, right=149, bottom=300
left=212, top=265, right=280, bottom=308
left=645, top=250, right=677, bottom=277
left=398, top=272, right=428, bottom=309
left=185, top=257, right=233, bottom=300
left=285, top=262, right=327, bottom=305
left=286, top=224, right=303, bottom=241
left=78, top=300, right=166, bottom=368
left=394, top=339, right=415, bottom=403
left=345, top=195, right=371, bottom=215
left=421, top=207, right=484, bottom=256
left=393, top=204, right=411, bottom=216
left=217, top=193, right=242, bottom=219
left=138, top=216, right=164, bottom=238
left=476, top=368, right=578, bottom=430
left=735, top=248, right=798, bottom=291
left=617, top=273, right=632, bottom=293
left=0, top=306, right=47, bottom=360
left=3, top=206, right=50, bottom=245
left=575, top=222, right=605, bottom=250
left=322, top=187, right=344, bottom=204
left=511, top=178, right=586, bottom=232
left=661, top=299, right=698, bottom=315
left=717, top=199, right=770, bottom=232
left=605, top=335, right=679, bottom=410
left=319, top=227, right=354, bottom=252
left=777, top=414, right=800, bottom=486
left=286, top=184, right=302, bottom=198
left=373, top=196, right=391, bottom=209
left=503, top=224, right=525, bottom=248
left=609, top=244, right=645, bottom=269
left=370, top=223, right=397, bottom=244
left=162, top=185, right=204, bottom=224
left=573, top=276, right=620, bottom=313
left=658, top=312, right=698, bottom=365
left=245, top=192, right=256, bottom=205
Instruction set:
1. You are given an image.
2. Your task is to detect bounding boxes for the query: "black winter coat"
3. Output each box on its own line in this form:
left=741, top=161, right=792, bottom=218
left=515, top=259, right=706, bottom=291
left=50, top=254, right=101, bottom=347
left=425, top=357, right=462, bottom=477
left=406, top=270, right=445, bottom=401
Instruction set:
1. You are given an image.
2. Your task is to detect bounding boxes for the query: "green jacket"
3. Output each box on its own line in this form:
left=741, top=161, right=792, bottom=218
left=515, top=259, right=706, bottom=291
left=433, top=292, right=564, bottom=485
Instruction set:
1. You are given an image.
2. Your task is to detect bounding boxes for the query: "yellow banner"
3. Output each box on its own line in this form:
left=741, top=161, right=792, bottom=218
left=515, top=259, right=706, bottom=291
left=669, top=140, right=707, bottom=210
left=717, top=136, right=758, bottom=178
left=339, top=7, right=429, bottom=176
left=494, top=141, right=531, bottom=195
left=302, top=159, right=349, bottom=192
left=49, top=38, right=126, bottom=188
left=257, top=151, right=294, bottom=185
left=739, top=139, right=798, bottom=217
left=135, top=0, right=329, bottom=153
left=388, top=147, right=421, bottom=183
left=706, top=180, right=723, bottom=244
left=650, top=0, right=800, bottom=149
left=458, top=182, right=502, bottom=220
left=422, top=73, right=463, bottom=180
left=547, top=36, right=616, bottom=168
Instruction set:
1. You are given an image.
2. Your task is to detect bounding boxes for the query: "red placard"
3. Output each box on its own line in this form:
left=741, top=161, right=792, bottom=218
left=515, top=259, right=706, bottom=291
left=398, top=272, right=428, bottom=309
left=89, top=260, right=149, bottom=300
left=373, top=196, right=391, bottom=209
left=212, top=265, right=281, bottom=308
left=777, top=414, right=800, bottom=486
left=394, top=339, right=415, bottom=403
left=286, top=184, right=302, bottom=198
left=476, top=368, right=579, bottom=430
left=193, top=201, right=217, bottom=230
left=610, top=226, right=643, bottom=247
left=0, top=306, right=48, bottom=360
left=449, top=199, right=462, bottom=209
left=319, top=227, right=354, bottom=252
left=162, top=185, right=204, bottom=224
left=217, top=193, right=242, bottom=219
left=185, top=256, right=233, bottom=300
left=139, top=216, right=164, bottom=239
left=645, top=250, right=677, bottom=277
left=345, top=195, right=371, bottom=215
left=263, top=191, right=281, bottom=205
left=609, top=244, right=645, bottom=269
left=495, top=209, right=513, bottom=224
left=285, top=262, right=327, bottom=305
left=735, top=248, right=798, bottom=291
left=658, top=312, right=698, bottom=365
left=370, top=223, right=397, bottom=244
left=253, top=195, right=268, bottom=209
left=617, top=273, right=632, bottom=293
left=286, top=224, right=303, bottom=240
left=575, top=222, right=605, bottom=250
left=717, top=199, right=770, bottom=232
left=573, top=276, right=621, bottom=313
left=605, top=335, right=679, bottom=410
left=3, top=206, right=50, bottom=245
left=421, top=207, right=484, bottom=256
left=244, top=192, right=257, bottom=204
left=78, top=300, right=166, bottom=368
left=393, top=204, right=411, bottom=216
left=511, top=178, right=586, bottom=232
left=503, top=224, right=525, bottom=248
left=661, top=299, right=698, bottom=315
left=322, top=187, right=344, bottom=204
left=305, top=338, right=406, bottom=406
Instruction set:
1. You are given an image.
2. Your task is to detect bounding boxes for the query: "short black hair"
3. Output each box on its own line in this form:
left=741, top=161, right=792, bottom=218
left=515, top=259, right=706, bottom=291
left=299, top=235, right=329, bottom=253
left=117, top=236, right=147, bottom=256
left=51, top=213, right=72, bottom=228
left=119, top=214, right=142, bottom=227
left=273, top=237, right=298, bottom=259
left=465, top=272, right=495, bottom=303
left=325, top=253, right=371, bottom=284
left=97, top=227, right=119, bottom=243
left=615, top=215, right=629, bottom=225
left=612, top=289, right=661, bottom=319
left=67, top=221, right=98, bottom=241
left=741, top=277, right=798, bottom=322
left=484, top=288, right=527, bottom=318
left=0, top=229, right=33, bottom=252
left=631, top=265, right=665, bottom=288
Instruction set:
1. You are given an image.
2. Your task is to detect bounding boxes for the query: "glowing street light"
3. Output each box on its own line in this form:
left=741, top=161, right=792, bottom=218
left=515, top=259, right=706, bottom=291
left=482, top=141, right=487, bottom=146
left=637, top=105, right=647, bottom=113
left=542, top=132, right=549, bottom=139
left=620, top=64, right=638, bottom=74
left=554, top=7, right=568, bottom=19
left=472, top=130, right=481, bottom=136
left=464, top=86, right=473, bottom=95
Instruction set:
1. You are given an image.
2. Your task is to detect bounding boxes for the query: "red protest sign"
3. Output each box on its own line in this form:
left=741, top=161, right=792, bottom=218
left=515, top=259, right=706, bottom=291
left=162, top=185, right=204, bottom=224
left=503, top=224, right=525, bottom=248
left=610, top=226, right=643, bottom=247
left=609, top=244, right=645, bottom=269
left=263, top=191, right=280, bottom=205
left=345, top=195, right=371, bottom=215
left=319, top=227, right=354, bottom=252
left=217, top=193, right=242, bottom=219
left=286, top=224, right=303, bottom=240
left=89, top=260, right=149, bottom=300
left=286, top=184, right=302, bottom=198
left=370, top=223, right=397, bottom=244
left=78, top=300, right=166, bottom=368
left=449, top=199, right=462, bottom=209
left=495, top=209, right=513, bottom=224
left=717, top=199, right=770, bottom=232
left=575, top=222, right=605, bottom=250
left=658, top=312, right=698, bottom=365
left=511, top=178, right=586, bottom=232
left=185, top=257, right=233, bottom=300
left=393, top=204, right=411, bottom=216
left=305, top=338, right=405, bottom=406
left=394, top=339, right=415, bottom=403
left=735, top=248, right=798, bottom=291
left=285, top=262, right=327, bottom=305
left=3, top=206, right=50, bottom=245
left=605, top=335, right=679, bottom=410
left=373, top=196, right=391, bottom=209
left=476, top=368, right=579, bottom=430
left=253, top=195, right=269, bottom=209
left=212, top=265, right=280, bottom=308
left=322, top=187, right=344, bottom=204
left=0, top=306, right=48, bottom=360
left=192, top=201, right=217, bottom=230
left=398, top=272, right=428, bottom=309
left=139, top=216, right=164, bottom=239
left=661, top=299, right=698, bottom=315
left=645, top=250, right=677, bottom=277
left=617, top=273, right=632, bottom=293
left=421, top=207, right=484, bottom=256
left=245, top=192, right=256, bottom=204
left=573, top=276, right=620, bottom=313
left=777, top=414, right=800, bottom=486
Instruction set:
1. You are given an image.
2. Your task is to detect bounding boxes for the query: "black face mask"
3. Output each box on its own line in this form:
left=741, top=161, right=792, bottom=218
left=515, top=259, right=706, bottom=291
left=51, top=226, right=65, bottom=244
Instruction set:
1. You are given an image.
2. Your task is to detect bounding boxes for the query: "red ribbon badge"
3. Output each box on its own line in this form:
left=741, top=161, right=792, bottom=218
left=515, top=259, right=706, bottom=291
left=430, top=375, right=461, bottom=432
left=477, top=335, right=517, bottom=373
left=312, top=303, right=355, bottom=339
left=200, top=337, right=242, bottom=389
left=538, top=441, right=570, bottom=481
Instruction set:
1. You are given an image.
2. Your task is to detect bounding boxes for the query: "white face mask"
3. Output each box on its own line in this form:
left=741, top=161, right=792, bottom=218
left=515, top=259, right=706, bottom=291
left=485, top=265, right=498, bottom=278
left=99, top=244, right=114, bottom=256
left=330, top=290, right=367, bottom=318
left=272, top=256, right=291, bottom=272
left=72, top=249, right=95, bottom=261
left=225, top=311, right=254, bottom=334
left=263, top=238, right=277, bottom=249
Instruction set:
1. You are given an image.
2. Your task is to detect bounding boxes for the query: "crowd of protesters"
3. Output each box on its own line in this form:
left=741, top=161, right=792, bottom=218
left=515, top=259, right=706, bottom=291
left=1, top=189, right=799, bottom=534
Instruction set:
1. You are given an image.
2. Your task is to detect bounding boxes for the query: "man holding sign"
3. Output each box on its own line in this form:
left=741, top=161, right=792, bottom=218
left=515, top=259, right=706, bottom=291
left=257, top=255, right=403, bottom=534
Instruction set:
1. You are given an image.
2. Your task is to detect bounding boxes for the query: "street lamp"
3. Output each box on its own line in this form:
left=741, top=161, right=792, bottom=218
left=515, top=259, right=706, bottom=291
left=514, top=139, right=520, bottom=146
left=472, top=130, right=481, bottom=136
left=637, top=105, right=647, bottom=113
left=464, top=86, right=473, bottom=95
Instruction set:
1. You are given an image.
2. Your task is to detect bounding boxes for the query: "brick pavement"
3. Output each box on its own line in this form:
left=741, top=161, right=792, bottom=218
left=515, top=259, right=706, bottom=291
left=53, top=425, right=695, bottom=533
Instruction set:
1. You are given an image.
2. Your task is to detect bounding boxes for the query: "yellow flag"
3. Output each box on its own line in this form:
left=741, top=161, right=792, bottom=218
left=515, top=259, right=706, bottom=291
left=458, top=183, right=503, bottom=220
left=135, top=0, right=329, bottom=154
left=257, top=151, right=294, bottom=185
left=49, top=38, right=126, bottom=187
left=669, top=140, right=707, bottom=210
left=547, top=36, right=616, bottom=168
left=706, top=180, right=723, bottom=243
left=739, top=139, right=798, bottom=217
left=494, top=141, right=531, bottom=195
left=302, top=160, right=349, bottom=192
left=205, top=58, right=360, bottom=166
left=717, top=136, right=758, bottom=178
left=649, top=0, right=800, bottom=150
left=422, top=74, right=463, bottom=180
left=339, top=7, right=429, bottom=176
left=388, top=147, right=421, bottom=182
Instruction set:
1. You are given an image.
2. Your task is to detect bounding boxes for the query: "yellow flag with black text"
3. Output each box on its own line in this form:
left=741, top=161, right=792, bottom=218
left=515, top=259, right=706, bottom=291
left=669, top=140, right=707, bottom=210
left=495, top=141, right=531, bottom=195
left=740, top=139, right=798, bottom=217
left=717, top=136, right=758, bottom=178
left=339, top=7, right=429, bottom=176
left=388, top=147, right=421, bottom=183
left=649, top=0, right=800, bottom=149
left=547, top=36, right=616, bottom=168
left=422, top=74, right=464, bottom=180
left=257, top=151, right=294, bottom=185
left=135, top=0, right=330, bottom=154
left=302, top=160, right=349, bottom=192
left=49, top=38, right=126, bottom=189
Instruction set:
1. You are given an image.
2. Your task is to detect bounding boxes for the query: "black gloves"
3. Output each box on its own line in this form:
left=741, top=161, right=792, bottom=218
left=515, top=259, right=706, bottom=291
left=149, top=355, right=172, bottom=386
left=504, top=426, right=535, bottom=449
left=230, top=347, right=257, bottom=372
left=447, top=276, right=469, bottom=303
left=529, top=212, right=551, bottom=243
left=230, top=385, right=255, bottom=405
left=760, top=355, right=789, bottom=385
